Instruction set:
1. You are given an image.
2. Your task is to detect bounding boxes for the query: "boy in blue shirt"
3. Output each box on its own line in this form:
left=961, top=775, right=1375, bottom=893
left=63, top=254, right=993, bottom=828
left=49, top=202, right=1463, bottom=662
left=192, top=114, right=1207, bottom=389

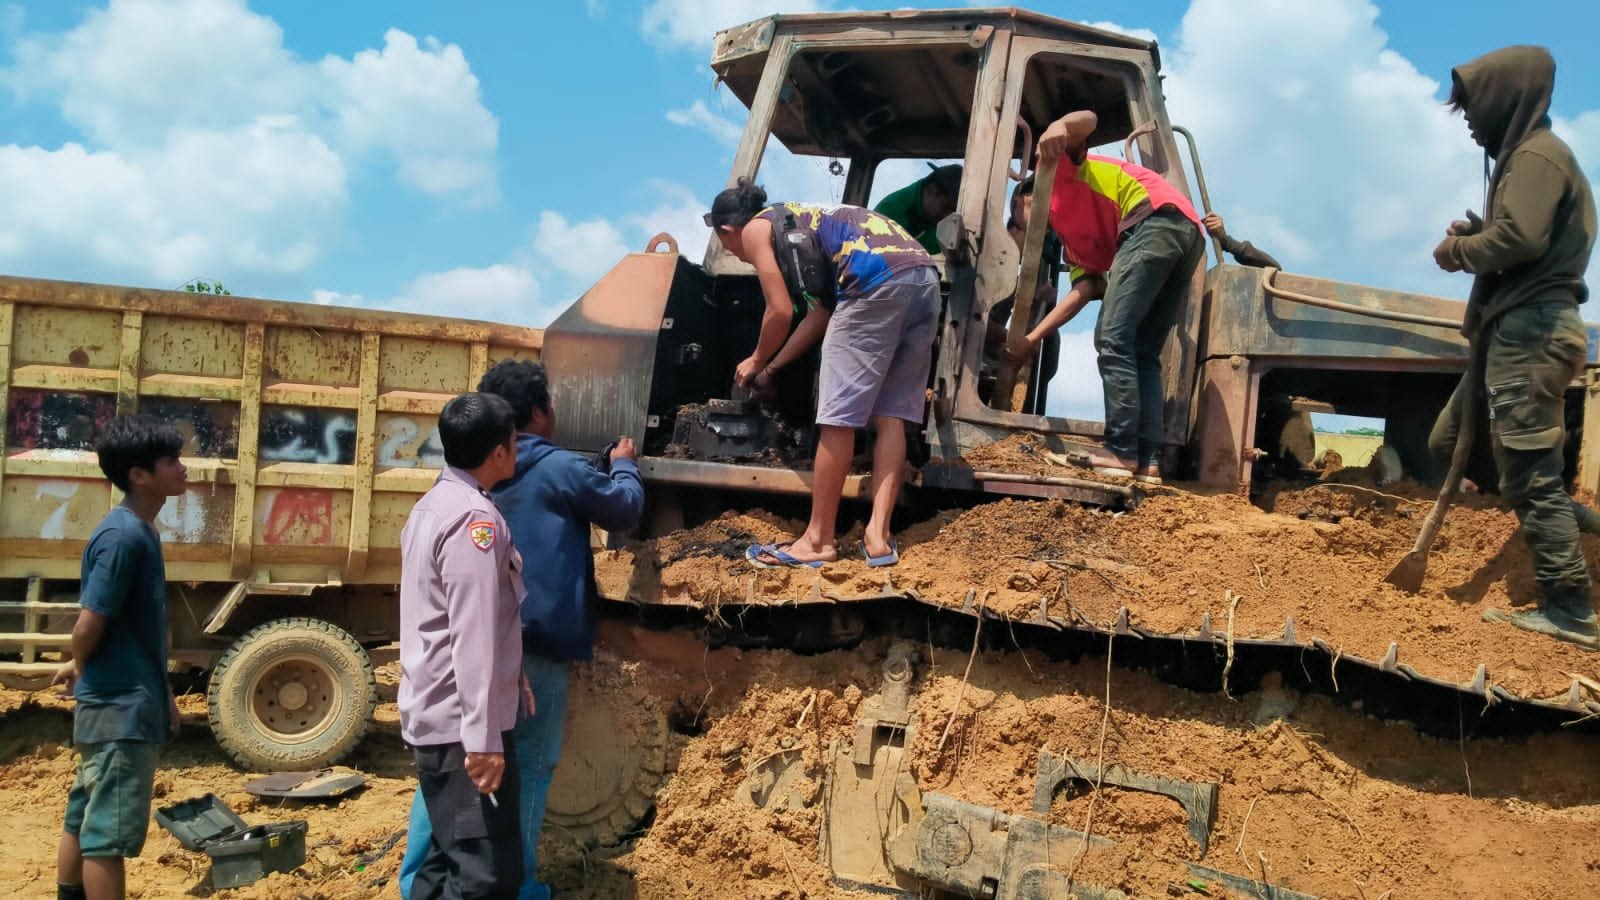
left=52, top=414, right=188, bottom=900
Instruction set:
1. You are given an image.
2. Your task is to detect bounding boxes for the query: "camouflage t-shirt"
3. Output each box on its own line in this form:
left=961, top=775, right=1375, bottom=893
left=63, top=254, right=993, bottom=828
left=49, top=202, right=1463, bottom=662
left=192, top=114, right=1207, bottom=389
left=758, top=203, right=934, bottom=303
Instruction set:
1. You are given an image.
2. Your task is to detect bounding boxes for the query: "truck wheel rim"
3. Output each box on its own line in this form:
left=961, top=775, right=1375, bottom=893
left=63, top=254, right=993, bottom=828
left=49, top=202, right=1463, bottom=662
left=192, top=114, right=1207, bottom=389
left=246, top=656, right=343, bottom=745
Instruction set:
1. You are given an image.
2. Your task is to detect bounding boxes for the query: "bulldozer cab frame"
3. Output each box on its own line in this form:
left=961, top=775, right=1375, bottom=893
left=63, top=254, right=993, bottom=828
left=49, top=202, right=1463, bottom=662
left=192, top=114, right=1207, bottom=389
left=702, top=9, right=1206, bottom=463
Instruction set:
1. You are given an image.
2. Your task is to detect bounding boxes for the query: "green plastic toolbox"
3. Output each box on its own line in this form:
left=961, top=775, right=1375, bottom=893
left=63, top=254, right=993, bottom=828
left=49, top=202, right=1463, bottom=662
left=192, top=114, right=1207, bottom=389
left=155, top=793, right=308, bottom=889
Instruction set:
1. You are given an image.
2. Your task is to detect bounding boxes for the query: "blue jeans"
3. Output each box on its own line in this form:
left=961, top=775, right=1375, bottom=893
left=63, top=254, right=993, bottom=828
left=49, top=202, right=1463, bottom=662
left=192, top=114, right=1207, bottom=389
left=400, top=654, right=572, bottom=900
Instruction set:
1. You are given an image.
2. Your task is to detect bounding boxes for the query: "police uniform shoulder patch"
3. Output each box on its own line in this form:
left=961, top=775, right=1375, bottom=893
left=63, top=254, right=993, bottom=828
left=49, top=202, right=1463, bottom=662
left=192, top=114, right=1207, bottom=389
left=467, top=519, right=496, bottom=552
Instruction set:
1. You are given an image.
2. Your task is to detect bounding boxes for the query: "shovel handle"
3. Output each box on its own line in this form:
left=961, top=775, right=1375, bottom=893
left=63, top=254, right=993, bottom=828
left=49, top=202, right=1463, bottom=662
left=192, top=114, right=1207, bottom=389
left=1407, top=353, right=1483, bottom=557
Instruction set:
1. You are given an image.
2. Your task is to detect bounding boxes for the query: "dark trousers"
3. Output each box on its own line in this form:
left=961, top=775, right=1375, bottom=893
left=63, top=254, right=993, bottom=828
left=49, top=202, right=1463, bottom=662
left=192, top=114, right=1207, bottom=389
left=411, top=736, right=523, bottom=900
left=1094, top=210, right=1204, bottom=460
left=1429, top=301, right=1593, bottom=602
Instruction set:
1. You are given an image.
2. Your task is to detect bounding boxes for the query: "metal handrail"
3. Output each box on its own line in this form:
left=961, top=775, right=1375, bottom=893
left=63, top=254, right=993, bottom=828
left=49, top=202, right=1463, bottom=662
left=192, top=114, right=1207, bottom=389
left=1258, top=266, right=1464, bottom=330
left=1171, top=125, right=1223, bottom=261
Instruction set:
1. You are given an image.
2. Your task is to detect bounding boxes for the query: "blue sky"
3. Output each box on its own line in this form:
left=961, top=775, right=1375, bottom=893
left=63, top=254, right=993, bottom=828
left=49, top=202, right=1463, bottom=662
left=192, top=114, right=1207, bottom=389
left=2, top=0, right=1597, bottom=423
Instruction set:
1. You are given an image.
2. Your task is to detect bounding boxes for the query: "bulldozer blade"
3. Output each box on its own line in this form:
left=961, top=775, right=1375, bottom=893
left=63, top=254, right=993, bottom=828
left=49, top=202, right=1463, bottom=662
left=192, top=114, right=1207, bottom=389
left=1383, top=549, right=1429, bottom=593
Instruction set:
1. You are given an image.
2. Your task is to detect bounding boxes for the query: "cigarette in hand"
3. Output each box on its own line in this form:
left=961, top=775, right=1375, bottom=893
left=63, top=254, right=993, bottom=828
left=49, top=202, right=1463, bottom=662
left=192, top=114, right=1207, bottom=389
left=487, top=791, right=499, bottom=808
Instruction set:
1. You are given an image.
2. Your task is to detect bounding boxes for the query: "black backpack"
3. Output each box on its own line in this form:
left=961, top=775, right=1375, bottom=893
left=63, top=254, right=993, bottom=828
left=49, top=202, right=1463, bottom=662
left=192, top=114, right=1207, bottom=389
left=770, top=209, right=836, bottom=311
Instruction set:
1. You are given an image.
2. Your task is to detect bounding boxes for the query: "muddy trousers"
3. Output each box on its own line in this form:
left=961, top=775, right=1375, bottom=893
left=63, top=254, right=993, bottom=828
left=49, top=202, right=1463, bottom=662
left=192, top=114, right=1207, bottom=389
left=1094, top=209, right=1204, bottom=462
left=1428, top=301, right=1595, bottom=615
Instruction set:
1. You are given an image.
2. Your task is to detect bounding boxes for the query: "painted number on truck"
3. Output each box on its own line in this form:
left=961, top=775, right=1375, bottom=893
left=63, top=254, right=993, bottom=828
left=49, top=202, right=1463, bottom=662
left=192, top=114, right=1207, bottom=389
left=378, top=416, right=445, bottom=469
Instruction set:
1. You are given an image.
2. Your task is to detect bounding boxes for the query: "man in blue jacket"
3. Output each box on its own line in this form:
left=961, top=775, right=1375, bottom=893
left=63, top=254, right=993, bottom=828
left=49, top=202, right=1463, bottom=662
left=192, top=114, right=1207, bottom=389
left=400, top=360, right=645, bottom=900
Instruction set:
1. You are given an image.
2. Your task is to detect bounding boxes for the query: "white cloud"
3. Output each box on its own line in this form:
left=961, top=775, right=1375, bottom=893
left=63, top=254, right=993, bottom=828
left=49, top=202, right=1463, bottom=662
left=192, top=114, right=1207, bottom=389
left=623, top=180, right=714, bottom=261
left=320, top=29, right=499, bottom=203
left=641, top=0, right=826, bottom=50
left=393, top=263, right=544, bottom=324
left=666, top=100, right=744, bottom=145
left=0, top=117, right=346, bottom=285
left=311, top=289, right=360, bottom=306
left=533, top=212, right=632, bottom=283
left=1554, top=111, right=1600, bottom=287
left=1162, top=0, right=1484, bottom=296
left=0, top=0, right=498, bottom=286
left=1083, top=20, right=1159, bottom=44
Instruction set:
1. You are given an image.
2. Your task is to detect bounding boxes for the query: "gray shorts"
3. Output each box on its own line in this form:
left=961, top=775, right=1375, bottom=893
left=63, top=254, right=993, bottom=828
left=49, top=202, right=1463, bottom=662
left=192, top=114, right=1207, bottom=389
left=817, top=266, right=940, bottom=429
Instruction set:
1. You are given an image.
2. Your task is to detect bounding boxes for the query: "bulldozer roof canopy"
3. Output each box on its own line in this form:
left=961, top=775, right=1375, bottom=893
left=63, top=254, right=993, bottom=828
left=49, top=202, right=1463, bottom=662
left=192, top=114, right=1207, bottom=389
left=711, top=8, right=1160, bottom=161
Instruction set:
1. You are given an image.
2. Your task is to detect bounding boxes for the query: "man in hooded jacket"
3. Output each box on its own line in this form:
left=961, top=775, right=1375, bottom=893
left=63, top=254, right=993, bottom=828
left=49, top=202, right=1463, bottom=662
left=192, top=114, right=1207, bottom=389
left=1428, top=45, right=1598, bottom=648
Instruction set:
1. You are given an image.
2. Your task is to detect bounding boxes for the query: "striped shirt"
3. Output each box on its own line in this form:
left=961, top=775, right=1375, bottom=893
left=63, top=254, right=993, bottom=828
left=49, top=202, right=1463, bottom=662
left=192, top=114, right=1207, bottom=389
left=1048, top=155, right=1200, bottom=282
left=758, top=203, right=933, bottom=302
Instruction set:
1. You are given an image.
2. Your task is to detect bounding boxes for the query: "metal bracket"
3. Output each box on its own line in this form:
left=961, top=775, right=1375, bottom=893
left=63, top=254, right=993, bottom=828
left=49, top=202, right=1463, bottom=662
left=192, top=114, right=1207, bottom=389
left=1033, top=750, right=1219, bottom=857
left=202, top=580, right=336, bottom=634
left=887, top=792, right=1116, bottom=899
left=852, top=640, right=917, bottom=764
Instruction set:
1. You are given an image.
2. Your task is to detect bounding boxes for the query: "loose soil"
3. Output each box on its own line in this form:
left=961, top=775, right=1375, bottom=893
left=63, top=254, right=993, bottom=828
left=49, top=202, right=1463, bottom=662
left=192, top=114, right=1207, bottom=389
left=3, top=630, right=1598, bottom=898
left=600, top=467, right=1600, bottom=703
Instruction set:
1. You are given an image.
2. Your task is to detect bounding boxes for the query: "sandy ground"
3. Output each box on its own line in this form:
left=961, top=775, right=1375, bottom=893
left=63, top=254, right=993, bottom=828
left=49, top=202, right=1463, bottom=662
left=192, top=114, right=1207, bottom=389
left=5, top=467, right=1600, bottom=898
left=2, top=628, right=1599, bottom=899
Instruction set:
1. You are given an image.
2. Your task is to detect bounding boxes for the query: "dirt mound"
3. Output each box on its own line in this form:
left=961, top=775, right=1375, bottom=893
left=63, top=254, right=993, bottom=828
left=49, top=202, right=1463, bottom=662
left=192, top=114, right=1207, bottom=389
left=3, top=633, right=1598, bottom=899
left=600, top=481, right=1600, bottom=701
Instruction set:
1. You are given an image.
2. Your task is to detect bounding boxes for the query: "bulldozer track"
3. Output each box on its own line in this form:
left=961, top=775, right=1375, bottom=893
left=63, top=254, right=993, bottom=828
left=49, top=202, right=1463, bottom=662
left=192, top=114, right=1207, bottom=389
left=604, top=589, right=1600, bottom=740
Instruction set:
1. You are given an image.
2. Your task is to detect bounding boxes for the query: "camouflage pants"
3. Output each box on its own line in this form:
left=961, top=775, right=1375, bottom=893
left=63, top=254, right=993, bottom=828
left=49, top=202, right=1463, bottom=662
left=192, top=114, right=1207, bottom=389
left=1429, top=301, right=1591, bottom=595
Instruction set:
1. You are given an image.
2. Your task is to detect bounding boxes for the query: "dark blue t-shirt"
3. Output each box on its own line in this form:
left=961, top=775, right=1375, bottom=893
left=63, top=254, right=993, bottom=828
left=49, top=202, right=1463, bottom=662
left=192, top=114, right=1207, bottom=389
left=73, top=505, right=170, bottom=745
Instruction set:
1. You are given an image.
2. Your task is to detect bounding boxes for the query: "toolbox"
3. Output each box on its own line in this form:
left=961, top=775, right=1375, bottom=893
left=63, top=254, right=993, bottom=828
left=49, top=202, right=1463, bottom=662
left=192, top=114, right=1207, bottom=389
left=155, top=793, right=308, bottom=889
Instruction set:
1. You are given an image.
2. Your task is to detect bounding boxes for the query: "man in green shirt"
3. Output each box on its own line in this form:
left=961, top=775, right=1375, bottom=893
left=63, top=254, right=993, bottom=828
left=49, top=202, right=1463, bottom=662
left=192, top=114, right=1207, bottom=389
left=874, top=163, right=962, bottom=254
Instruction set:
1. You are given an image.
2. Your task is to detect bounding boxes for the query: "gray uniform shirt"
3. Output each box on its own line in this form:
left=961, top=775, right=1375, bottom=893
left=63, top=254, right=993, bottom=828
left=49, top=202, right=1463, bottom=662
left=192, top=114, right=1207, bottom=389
left=398, top=466, right=526, bottom=753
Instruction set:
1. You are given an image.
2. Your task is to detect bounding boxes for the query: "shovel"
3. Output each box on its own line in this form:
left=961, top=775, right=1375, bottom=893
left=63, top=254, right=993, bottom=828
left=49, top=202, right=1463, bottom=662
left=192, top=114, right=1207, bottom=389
left=1384, top=351, right=1481, bottom=592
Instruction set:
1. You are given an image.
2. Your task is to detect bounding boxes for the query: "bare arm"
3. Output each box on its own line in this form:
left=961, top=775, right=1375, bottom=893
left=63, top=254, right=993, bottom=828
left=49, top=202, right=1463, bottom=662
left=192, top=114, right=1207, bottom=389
left=1027, top=277, right=1103, bottom=344
left=767, top=306, right=832, bottom=373
left=1038, top=110, right=1099, bottom=161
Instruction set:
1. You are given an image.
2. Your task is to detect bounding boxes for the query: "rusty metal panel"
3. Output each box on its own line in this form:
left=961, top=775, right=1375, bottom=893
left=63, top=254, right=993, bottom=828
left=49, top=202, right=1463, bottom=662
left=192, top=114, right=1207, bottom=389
left=542, top=245, right=681, bottom=452
left=1203, top=265, right=1470, bottom=366
left=12, top=305, right=121, bottom=368
left=1193, top=356, right=1256, bottom=492
left=380, top=335, right=470, bottom=393
left=264, top=326, right=363, bottom=387
left=140, top=314, right=246, bottom=378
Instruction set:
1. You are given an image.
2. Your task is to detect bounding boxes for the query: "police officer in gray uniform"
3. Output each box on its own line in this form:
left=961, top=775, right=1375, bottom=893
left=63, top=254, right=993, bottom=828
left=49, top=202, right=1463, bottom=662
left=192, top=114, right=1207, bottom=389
left=399, top=392, right=533, bottom=898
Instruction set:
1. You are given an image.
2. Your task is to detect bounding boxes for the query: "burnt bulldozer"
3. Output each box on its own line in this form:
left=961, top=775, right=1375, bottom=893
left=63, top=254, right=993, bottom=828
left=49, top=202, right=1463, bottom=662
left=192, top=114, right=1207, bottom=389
left=536, top=4, right=1600, bottom=865
left=741, top=642, right=1311, bottom=900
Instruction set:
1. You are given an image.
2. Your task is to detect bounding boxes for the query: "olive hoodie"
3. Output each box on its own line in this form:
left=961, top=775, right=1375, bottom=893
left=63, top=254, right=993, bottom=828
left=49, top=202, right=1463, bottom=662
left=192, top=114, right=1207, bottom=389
left=1445, top=45, right=1596, bottom=338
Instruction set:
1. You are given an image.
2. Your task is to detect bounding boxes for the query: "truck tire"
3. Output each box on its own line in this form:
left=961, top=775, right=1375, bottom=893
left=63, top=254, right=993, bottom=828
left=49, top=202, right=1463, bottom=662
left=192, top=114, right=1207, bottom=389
left=544, top=658, right=668, bottom=848
left=207, top=617, right=377, bottom=772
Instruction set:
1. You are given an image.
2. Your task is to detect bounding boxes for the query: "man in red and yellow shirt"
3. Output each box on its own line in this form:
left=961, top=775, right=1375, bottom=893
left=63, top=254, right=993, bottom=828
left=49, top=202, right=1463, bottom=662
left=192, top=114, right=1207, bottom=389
left=1012, top=110, right=1204, bottom=483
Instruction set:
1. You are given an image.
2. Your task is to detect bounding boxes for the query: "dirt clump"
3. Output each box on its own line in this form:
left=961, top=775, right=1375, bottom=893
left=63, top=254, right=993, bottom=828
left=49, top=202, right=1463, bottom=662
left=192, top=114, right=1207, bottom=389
left=600, top=476, right=1600, bottom=701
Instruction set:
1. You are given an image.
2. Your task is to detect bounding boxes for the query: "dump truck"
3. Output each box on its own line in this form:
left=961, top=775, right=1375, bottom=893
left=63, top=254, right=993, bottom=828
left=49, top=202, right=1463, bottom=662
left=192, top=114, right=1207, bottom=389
left=3, top=8, right=1598, bottom=899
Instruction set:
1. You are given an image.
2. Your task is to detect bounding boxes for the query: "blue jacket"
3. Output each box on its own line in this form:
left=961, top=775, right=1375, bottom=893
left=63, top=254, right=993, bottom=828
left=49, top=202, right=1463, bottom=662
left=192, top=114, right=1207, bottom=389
left=493, top=433, right=645, bottom=661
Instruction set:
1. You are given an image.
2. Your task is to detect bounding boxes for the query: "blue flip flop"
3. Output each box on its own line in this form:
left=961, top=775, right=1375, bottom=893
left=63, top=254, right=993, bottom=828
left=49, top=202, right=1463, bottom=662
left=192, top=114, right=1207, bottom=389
left=860, top=540, right=900, bottom=568
left=746, top=541, right=825, bottom=569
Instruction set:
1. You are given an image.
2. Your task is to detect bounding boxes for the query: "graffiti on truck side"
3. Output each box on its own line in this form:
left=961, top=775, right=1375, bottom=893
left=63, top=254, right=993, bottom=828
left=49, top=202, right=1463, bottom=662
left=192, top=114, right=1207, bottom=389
left=259, top=488, right=334, bottom=545
left=35, top=482, right=81, bottom=540
left=142, top=400, right=240, bottom=459
left=377, top=416, right=445, bottom=469
left=255, top=407, right=445, bottom=469
left=156, top=487, right=230, bottom=544
left=260, top=407, right=356, bottom=465
left=4, top=390, right=117, bottom=453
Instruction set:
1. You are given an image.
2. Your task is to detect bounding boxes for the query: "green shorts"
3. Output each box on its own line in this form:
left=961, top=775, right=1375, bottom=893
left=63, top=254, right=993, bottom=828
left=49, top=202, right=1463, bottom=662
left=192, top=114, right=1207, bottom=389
left=62, top=741, right=160, bottom=857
